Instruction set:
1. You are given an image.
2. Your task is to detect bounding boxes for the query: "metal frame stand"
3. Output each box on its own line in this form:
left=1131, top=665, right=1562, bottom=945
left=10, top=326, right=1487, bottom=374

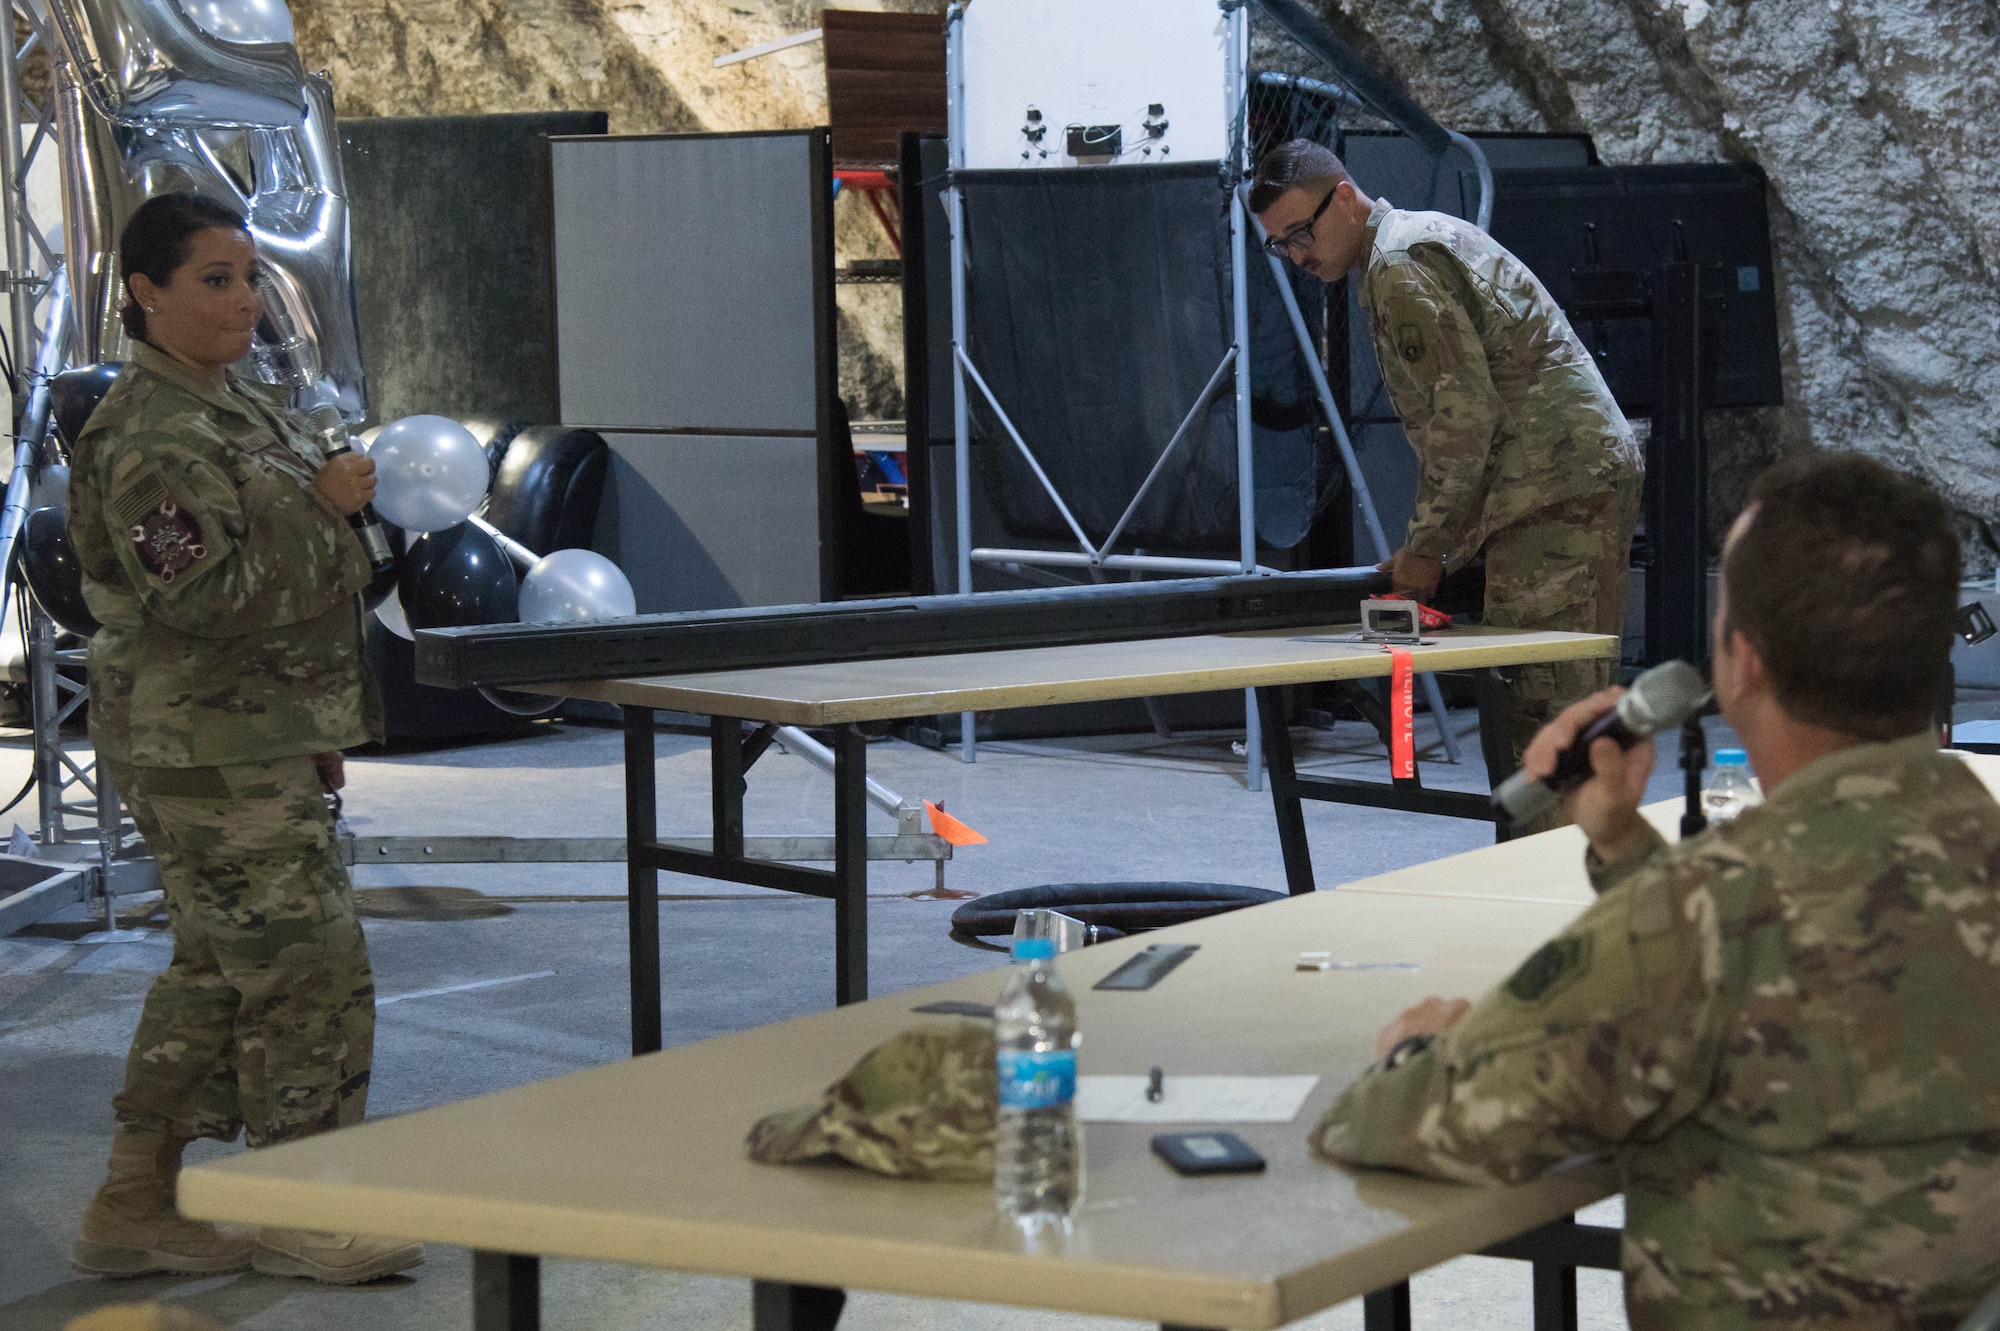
left=942, top=2, right=1270, bottom=783
left=937, top=3, right=1472, bottom=784
left=0, top=2, right=149, bottom=940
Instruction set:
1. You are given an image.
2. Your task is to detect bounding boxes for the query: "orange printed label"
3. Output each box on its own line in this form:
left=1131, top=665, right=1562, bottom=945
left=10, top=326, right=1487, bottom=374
left=1388, top=647, right=1414, bottom=780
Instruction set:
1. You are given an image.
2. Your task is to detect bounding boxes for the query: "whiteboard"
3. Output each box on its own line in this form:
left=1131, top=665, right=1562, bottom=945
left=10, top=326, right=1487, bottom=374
left=960, top=0, right=1231, bottom=169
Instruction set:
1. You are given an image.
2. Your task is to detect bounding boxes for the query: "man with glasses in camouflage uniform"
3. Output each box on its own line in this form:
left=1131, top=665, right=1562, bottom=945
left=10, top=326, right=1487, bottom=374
left=1251, top=140, right=1642, bottom=827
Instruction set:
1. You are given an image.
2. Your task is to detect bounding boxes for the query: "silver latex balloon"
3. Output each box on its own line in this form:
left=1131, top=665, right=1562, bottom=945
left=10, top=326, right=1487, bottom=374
left=179, top=0, right=295, bottom=47
left=374, top=585, right=414, bottom=641
left=50, top=3, right=368, bottom=420
left=518, top=550, right=638, bottom=623
left=370, top=415, right=491, bottom=534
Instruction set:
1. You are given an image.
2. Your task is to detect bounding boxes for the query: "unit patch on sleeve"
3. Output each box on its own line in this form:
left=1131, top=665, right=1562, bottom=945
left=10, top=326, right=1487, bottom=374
left=116, top=471, right=207, bottom=584
left=1396, top=323, right=1428, bottom=364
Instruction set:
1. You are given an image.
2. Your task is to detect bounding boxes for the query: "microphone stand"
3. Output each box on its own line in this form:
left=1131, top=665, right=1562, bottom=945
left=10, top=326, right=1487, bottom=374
left=1679, top=714, right=1707, bottom=837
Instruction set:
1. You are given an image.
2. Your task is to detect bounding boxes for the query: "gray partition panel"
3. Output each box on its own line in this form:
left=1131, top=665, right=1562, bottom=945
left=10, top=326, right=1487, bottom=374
left=591, top=432, right=822, bottom=613
left=551, top=133, right=820, bottom=433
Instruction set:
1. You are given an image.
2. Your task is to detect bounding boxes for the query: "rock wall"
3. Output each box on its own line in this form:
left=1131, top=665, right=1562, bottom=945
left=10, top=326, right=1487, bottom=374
left=1315, top=0, right=2000, bottom=564
left=290, top=0, right=934, bottom=421
left=292, top=0, right=2000, bottom=562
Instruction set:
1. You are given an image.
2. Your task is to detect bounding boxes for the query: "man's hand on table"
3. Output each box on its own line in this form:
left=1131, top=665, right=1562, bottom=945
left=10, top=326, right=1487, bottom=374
left=1520, top=686, right=1657, bottom=866
left=1375, top=549, right=1443, bottom=602
left=1375, top=996, right=1470, bottom=1061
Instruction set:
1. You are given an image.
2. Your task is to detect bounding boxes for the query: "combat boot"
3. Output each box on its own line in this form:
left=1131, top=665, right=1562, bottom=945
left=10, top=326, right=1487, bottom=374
left=252, top=1228, right=424, bottom=1284
left=71, top=1130, right=254, bottom=1277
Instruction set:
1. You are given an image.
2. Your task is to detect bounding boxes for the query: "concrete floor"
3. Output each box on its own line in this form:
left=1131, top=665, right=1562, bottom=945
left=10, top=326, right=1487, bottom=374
left=0, top=705, right=1715, bottom=1331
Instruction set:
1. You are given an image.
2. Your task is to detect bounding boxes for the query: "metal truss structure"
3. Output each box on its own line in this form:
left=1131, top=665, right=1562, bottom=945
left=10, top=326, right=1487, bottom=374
left=0, top=0, right=148, bottom=941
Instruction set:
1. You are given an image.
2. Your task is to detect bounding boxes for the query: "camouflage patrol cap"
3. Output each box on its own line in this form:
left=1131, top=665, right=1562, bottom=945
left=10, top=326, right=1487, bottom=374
left=747, top=1022, right=998, bottom=1182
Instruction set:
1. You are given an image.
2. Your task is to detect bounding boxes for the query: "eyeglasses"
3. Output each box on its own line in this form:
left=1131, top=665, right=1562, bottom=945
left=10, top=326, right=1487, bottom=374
left=1261, top=184, right=1338, bottom=259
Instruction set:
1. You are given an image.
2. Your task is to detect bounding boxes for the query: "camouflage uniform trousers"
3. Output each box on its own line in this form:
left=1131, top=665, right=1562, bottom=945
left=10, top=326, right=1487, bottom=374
left=105, top=755, right=373, bottom=1148
left=1481, top=476, right=1642, bottom=833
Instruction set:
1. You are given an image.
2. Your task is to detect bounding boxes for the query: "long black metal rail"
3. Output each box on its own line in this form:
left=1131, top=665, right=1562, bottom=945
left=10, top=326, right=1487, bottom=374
left=414, top=568, right=1386, bottom=691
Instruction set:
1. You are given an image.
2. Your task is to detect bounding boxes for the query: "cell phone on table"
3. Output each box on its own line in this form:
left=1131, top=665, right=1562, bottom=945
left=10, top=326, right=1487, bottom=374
left=1150, top=1131, right=1266, bottom=1176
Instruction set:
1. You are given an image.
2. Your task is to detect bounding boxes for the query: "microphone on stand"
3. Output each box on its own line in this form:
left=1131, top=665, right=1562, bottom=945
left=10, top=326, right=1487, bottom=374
left=1490, top=659, right=1712, bottom=827
left=305, top=404, right=397, bottom=578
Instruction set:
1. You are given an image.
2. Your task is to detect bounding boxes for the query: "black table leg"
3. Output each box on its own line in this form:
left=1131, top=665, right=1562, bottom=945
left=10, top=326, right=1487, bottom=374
left=624, top=705, right=661, bottom=1056
left=832, top=725, right=869, bottom=1004
left=1255, top=686, right=1316, bottom=895
left=1474, top=668, right=1516, bottom=843
left=752, top=1279, right=846, bottom=1331
left=1363, top=1280, right=1412, bottom=1331
left=713, top=714, right=747, bottom=858
left=473, top=1251, right=539, bottom=1331
left=1533, top=1256, right=1580, bottom=1331
left=1481, top=1211, right=1621, bottom=1331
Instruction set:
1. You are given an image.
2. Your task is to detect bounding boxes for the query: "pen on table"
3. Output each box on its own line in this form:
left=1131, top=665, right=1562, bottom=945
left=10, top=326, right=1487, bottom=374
left=1147, top=1066, right=1164, bottom=1102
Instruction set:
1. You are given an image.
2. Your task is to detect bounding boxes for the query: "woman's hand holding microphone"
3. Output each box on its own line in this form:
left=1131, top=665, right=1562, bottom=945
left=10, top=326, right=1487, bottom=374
left=311, top=452, right=377, bottom=518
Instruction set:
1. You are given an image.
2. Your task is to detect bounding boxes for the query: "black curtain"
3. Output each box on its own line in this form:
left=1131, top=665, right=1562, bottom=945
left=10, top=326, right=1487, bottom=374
left=958, top=162, right=1328, bottom=553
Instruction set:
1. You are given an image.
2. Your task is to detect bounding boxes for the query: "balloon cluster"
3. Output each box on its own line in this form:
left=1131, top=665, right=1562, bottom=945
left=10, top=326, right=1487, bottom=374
left=364, top=415, right=637, bottom=649
left=18, top=402, right=640, bottom=692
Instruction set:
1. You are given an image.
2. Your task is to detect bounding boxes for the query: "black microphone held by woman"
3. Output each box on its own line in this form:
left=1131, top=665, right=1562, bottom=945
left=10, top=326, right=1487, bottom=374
left=305, top=403, right=396, bottom=577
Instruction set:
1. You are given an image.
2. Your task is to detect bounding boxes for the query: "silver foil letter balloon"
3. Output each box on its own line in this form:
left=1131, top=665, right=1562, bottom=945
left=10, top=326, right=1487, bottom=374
left=47, top=0, right=367, bottom=419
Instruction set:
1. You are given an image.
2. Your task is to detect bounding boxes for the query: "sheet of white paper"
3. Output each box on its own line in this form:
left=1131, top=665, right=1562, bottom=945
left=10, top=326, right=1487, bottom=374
left=1074, top=1075, right=1320, bottom=1123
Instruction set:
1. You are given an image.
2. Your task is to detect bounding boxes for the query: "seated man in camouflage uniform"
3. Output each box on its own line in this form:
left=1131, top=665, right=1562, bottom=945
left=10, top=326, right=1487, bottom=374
left=1316, top=453, right=2000, bottom=1328
left=1252, top=140, right=1642, bottom=829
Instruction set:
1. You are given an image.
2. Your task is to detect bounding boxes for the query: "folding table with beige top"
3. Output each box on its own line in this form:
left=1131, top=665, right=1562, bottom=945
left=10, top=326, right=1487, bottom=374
left=181, top=825, right=1628, bottom=1331
left=534, top=625, right=1619, bottom=1053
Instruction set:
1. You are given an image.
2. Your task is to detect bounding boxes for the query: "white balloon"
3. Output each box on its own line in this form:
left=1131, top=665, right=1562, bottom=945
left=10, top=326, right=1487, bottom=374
left=375, top=586, right=415, bottom=641
left=178, top=0, right=296, bottom=45
left=519, top=550, right=638, bottom=623
left=370, top=414, right=490, bottom=533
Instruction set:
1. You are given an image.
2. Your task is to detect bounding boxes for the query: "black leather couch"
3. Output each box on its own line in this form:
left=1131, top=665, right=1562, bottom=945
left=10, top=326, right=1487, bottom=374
left=369, top=424, right=609, bottom=743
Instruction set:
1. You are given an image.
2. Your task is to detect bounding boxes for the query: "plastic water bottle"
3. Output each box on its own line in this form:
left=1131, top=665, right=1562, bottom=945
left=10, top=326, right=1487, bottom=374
left=1703, top=748, right=1761, bottom=824
left=993, top=935, right=1083, bottom=1224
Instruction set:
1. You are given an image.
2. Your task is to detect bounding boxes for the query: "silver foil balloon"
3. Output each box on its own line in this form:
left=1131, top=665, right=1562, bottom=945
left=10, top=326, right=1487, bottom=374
left=180, top=0, right=294, bottom=48
left=48, top=0, right=368, bottom=420
left=44, top=0, right=306, bottom=130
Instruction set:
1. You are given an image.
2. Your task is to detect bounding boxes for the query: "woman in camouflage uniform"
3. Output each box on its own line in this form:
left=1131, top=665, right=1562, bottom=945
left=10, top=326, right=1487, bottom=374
left=65, top=193, right=420, bottom=1285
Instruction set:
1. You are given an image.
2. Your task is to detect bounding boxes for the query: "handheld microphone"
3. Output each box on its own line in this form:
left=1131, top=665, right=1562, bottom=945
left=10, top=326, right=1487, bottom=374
left=1490, top=659, right=1712, bottom=826
left=305, top=404, right=397, bottom=577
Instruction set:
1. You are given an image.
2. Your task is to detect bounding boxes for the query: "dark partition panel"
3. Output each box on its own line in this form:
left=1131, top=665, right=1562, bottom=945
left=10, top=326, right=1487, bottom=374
left=339, top=111, right=608, bottom=427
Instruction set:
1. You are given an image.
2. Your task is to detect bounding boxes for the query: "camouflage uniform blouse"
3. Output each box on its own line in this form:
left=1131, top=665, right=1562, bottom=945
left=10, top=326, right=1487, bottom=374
left=1317, top=734, right=2000, bottom=1330
left=1361, top=201, right=1642, bottom=570
left=67, top=341, right=380, bottom=768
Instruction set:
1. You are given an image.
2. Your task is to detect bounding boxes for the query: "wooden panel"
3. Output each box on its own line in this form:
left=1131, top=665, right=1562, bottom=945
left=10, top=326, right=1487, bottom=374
left=549, top=627, right=1618, bottom=726
left=182, top=883, right=1615, bottom=1329
left=823, top=10, right=947, bottom=166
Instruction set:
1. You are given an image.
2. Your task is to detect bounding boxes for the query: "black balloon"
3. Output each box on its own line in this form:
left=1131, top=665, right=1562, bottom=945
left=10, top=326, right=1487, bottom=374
left=477, top=685, right=562, bottom=717
left=20, top=505, right=100, bottom=637
left=398, top=522, right=518, bottom=630
left=48, top=363, right=123, bottom=451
